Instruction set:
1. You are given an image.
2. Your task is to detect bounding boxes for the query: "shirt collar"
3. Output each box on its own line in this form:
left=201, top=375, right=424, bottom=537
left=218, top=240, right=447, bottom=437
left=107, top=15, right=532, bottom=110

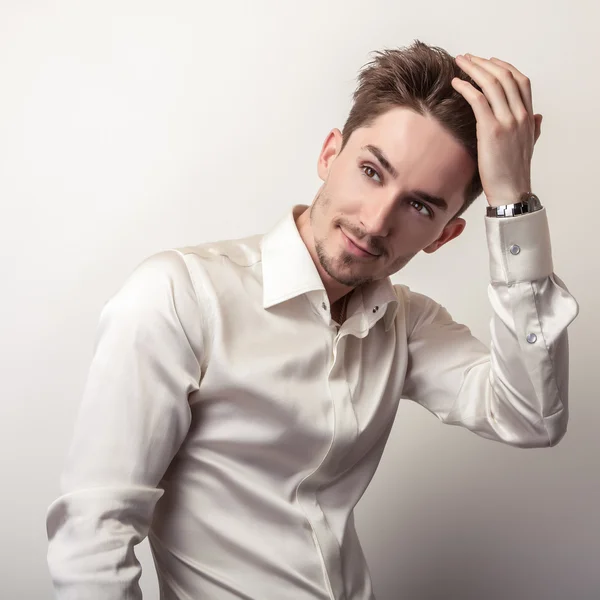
left=261, top=204, right=399, bottom=331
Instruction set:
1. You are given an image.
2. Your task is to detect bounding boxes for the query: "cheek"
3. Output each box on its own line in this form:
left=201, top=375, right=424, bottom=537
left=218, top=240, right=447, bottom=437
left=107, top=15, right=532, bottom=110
left=397, top=215, right=445, bottom=244
left=332, top=166, right=366, bottom=204
left=385, top=224, right=440, bottom=266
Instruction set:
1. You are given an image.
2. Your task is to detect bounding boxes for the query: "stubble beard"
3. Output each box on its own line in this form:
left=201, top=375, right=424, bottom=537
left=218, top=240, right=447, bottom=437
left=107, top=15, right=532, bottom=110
left=310, top=190, right=374, bottom=289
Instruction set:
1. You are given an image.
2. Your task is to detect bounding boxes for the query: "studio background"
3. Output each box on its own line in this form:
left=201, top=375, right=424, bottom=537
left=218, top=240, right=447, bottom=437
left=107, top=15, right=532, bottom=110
left=1, top=1, right=598, bottom=598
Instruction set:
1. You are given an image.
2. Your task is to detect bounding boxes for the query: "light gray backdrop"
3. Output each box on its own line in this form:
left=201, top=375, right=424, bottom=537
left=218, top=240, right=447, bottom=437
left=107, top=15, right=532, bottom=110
left=1, top=1, right=597, bottom=598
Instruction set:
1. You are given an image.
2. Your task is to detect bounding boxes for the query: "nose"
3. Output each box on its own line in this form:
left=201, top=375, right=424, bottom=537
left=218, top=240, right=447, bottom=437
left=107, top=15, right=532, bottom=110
left=359, top=196, right=395, bottom=238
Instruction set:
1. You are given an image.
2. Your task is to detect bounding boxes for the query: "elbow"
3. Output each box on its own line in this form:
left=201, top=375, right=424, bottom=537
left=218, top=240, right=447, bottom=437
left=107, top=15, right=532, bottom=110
left=547, top=419, right=568, bottom=448
left=545, top=405, right=569, bottom=448
left=497, top=408, right=568, bottom=449
left=518, top=409, right=568, bottom=449
left=529, top=426, right=566, bottom=449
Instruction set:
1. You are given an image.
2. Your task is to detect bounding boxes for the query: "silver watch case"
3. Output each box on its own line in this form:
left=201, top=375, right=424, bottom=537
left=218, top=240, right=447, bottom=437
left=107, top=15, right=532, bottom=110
left=486, top=193, right=542, bottom=218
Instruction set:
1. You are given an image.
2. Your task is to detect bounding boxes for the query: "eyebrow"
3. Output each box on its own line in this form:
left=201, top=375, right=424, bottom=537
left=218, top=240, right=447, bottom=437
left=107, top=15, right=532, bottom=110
left=362, top=144, right=449, bottom=212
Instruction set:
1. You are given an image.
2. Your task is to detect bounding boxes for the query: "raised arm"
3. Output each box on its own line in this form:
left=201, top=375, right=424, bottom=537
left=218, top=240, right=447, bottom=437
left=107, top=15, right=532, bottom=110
left=402, top=208, right=579, bottom=448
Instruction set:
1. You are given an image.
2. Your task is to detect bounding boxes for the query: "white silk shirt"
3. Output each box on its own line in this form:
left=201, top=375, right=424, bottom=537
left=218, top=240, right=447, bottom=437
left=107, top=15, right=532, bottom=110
left=46, top=204, right=579, bottom=600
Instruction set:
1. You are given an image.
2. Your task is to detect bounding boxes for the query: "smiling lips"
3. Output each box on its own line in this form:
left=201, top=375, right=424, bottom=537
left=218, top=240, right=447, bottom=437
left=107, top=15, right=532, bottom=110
left=340, top=228, right=380, bottom=257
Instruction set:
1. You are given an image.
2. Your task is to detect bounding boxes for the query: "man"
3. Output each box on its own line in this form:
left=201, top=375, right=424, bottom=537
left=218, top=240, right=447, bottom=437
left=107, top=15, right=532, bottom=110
left=46, top=41, right=579, bottom=599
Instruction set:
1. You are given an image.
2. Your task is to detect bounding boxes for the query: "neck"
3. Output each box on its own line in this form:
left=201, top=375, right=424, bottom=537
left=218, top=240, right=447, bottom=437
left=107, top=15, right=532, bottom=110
left=331, top=291, right=351, bottom=325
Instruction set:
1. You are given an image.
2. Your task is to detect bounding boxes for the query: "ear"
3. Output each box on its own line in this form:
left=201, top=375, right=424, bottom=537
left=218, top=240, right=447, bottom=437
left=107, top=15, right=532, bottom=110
left=422, top=217, right=466, bottom=254
left=317, top=128, right=343, bottom=181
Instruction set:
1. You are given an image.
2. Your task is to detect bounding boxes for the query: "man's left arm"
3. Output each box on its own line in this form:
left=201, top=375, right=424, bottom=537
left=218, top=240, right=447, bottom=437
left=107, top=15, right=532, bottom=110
left=402, top=53, right=580, bottom=447
left=402, top=207, right=579, bottom=448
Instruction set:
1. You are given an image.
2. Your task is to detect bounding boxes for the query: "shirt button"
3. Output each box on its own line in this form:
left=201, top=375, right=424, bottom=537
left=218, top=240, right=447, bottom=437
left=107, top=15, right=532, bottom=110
left=526, top=333, right=537, bottom=344
left=373, top=306, right=379, bottom=313
left=322, top=302, right=327, bottom=311
left=509, top=244, right=521, bottom=255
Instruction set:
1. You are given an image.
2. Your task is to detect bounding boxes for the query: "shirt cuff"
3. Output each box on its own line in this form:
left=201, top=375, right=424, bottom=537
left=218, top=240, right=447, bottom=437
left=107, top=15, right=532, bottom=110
left=485, top=207, right=554, bottom=284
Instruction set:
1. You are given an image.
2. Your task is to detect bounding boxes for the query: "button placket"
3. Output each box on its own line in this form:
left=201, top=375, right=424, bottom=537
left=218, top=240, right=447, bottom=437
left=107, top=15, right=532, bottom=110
left=305, top=330, right=356, bottom=600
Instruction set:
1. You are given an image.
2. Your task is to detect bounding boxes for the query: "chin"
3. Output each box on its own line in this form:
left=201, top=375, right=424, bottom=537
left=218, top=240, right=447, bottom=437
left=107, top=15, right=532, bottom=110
left=327, top=253, right=375, bottom=288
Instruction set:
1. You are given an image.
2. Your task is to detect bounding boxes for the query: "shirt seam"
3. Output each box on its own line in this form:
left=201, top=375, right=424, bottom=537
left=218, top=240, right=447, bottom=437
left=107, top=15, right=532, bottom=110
left=177, top=246, right=263, bottom=270
left=173, top=249, right=212, bottom=404
left=154, top=250, right=204, bottom=390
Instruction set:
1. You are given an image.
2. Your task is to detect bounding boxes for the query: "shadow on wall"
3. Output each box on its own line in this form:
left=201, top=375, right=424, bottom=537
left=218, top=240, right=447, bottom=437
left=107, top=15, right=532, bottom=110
left=357, top=417, right=582, bottom=600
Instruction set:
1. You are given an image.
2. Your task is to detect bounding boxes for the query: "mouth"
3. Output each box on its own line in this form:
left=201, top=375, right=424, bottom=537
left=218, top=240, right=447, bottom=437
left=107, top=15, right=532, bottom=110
left=340, top=228, right=380, bottom=258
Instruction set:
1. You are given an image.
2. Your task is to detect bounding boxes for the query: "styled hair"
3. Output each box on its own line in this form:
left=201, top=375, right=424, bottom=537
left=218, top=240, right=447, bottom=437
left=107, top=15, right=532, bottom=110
left=341, top=40, right=483, bottom=219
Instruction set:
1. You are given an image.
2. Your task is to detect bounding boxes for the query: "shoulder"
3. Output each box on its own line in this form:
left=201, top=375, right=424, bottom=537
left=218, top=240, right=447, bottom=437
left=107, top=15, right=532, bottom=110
left=100, top=249, right=203, bottom=336
left=119, top=227, right=263, bottom=308
left=111, top=231, right=264, bottom=328
left=392, top=283, right=447, bottom=335
left=117, top=249, right=196, bottom=305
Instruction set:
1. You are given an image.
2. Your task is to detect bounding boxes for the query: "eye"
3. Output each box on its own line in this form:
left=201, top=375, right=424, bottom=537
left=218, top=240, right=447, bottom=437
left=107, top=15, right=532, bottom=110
left=410, top=199, right=433, bottom=218
left=361, top=164, right=382, bottom=184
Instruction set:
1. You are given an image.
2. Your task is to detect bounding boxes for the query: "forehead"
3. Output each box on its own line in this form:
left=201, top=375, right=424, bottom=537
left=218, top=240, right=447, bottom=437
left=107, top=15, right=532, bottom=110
left=349, top=107, right=476, bottom=207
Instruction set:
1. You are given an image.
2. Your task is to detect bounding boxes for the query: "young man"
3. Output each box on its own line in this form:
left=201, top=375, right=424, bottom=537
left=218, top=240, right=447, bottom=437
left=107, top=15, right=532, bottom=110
left=46, top=41, right=579, bottom=599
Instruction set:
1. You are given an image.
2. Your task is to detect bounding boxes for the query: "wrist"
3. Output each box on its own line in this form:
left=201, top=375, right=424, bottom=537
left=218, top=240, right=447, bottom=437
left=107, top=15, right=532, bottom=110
left=487, top=189, right=532, bottom=208
left=486, top=192, right=542, bottom=218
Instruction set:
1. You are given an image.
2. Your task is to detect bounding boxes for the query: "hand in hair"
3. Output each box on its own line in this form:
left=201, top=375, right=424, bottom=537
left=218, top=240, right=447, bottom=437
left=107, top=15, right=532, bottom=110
left=451, top=54, right=542, bottom=208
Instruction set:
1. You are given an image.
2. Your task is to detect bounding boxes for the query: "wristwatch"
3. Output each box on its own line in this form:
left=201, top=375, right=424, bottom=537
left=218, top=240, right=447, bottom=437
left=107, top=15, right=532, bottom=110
left=486, top=192, right=543, bottom=218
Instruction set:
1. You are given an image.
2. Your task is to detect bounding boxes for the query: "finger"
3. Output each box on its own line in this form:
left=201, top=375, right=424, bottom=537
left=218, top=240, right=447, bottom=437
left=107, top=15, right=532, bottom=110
left=489, top=56, right=534, bottom=115
left=465, top=55, right=530, bottom=123
left=534, top=113, right=543, bottom=143
left=451, top=77, right=495, bottom=124
left=456, top=55, right=514, bottom=124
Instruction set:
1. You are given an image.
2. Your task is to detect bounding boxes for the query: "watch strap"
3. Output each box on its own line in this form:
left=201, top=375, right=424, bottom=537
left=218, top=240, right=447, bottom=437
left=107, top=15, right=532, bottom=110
left=486, top=192, right=543, bottom=218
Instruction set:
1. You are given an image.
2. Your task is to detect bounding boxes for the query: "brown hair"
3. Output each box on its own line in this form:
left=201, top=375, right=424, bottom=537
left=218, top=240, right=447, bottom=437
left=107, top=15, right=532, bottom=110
left=341, top=40, right=483, bottom=220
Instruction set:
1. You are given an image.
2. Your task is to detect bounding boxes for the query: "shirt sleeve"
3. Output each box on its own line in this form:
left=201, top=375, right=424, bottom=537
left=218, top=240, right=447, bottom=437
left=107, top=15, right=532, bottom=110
left=46, top=249, right=204, bottom=599
left=401, top=208, right=579, bottom=448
